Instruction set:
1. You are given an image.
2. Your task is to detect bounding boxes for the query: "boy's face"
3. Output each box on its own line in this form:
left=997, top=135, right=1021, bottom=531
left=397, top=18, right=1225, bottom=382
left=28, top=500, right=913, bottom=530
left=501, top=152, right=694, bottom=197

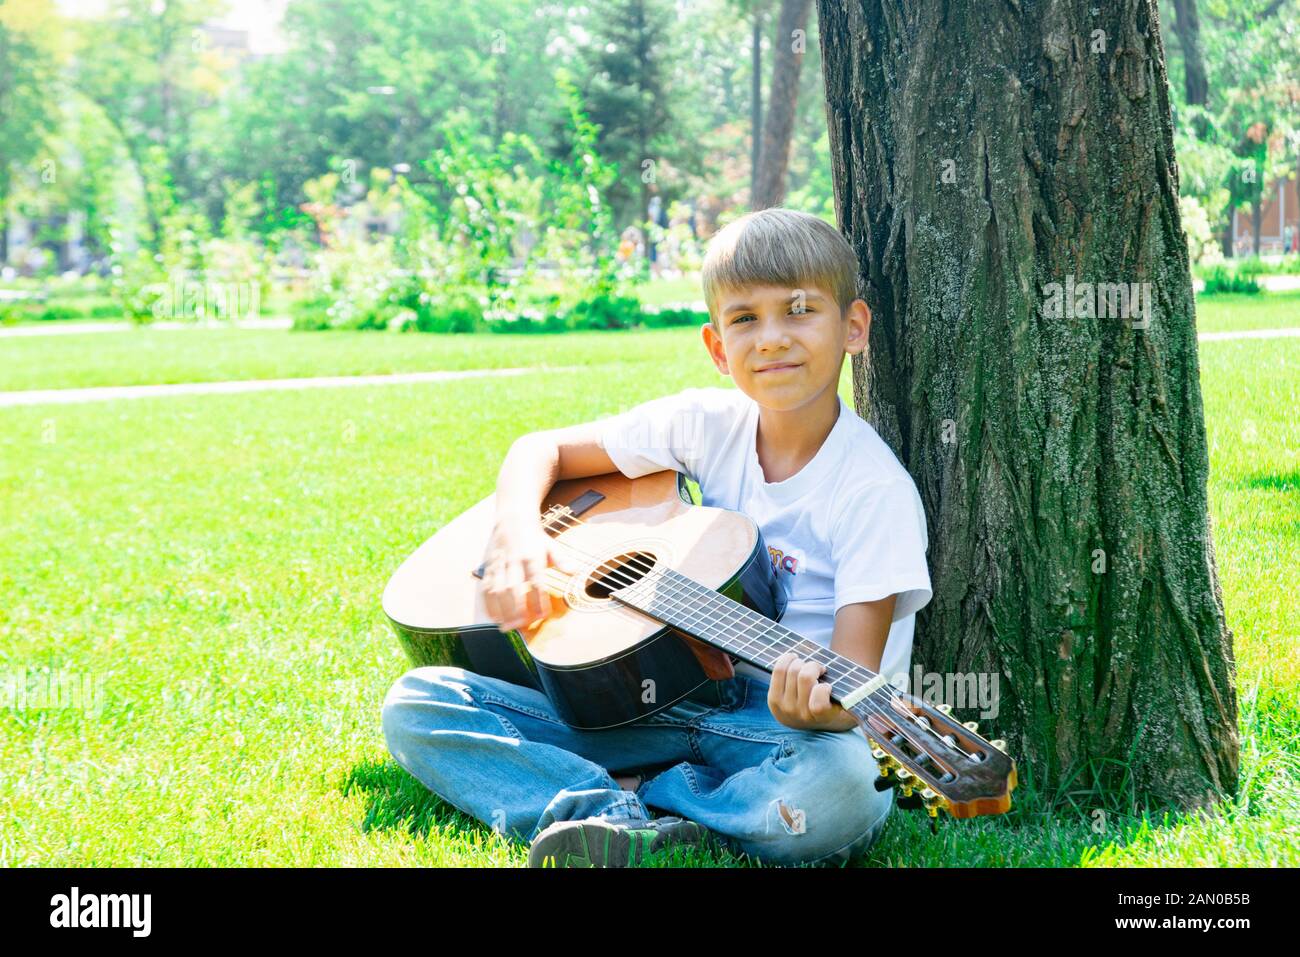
left=701, top=283, right=870, bottom=410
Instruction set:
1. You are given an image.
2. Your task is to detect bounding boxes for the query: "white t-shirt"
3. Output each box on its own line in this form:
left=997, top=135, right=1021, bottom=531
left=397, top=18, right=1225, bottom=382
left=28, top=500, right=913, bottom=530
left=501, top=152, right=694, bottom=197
left=597, top=386, right=932, bottom=693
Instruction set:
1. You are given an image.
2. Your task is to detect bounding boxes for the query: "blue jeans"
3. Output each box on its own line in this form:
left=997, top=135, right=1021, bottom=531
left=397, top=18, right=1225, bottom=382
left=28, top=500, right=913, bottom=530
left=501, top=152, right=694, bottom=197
left=381, top=665, right=894, bottom=866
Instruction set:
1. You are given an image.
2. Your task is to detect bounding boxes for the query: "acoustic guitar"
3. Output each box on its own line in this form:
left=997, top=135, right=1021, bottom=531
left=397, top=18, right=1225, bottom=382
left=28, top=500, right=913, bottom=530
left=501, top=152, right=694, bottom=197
left=382, top=468, right=1017, bottom=820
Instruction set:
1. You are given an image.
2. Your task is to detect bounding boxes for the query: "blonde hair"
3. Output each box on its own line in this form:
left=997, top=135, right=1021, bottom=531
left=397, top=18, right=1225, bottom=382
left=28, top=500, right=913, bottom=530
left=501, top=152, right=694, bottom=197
left=701, top=207, right=859, bottom=328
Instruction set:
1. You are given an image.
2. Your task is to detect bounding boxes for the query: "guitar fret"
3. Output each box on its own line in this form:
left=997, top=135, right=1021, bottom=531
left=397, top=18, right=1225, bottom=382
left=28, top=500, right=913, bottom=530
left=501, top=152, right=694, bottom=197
left=669, top=571, right=838, bottom=670
left=619, top=566, right=881, bottom=698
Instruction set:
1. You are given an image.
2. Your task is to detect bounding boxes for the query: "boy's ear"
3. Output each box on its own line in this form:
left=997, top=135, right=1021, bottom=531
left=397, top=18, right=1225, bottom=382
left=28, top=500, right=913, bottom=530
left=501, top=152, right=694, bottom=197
left=844, top=298, right=871, bottom=356
left=701, top=320, right=730, bottom=375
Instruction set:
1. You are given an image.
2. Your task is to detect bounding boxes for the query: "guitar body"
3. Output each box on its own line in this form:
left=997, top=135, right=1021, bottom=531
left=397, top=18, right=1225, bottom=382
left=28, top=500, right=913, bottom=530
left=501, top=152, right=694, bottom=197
left=385, top=469, right=1019, bottom=818
left=382, top=470, right=787, bottom=730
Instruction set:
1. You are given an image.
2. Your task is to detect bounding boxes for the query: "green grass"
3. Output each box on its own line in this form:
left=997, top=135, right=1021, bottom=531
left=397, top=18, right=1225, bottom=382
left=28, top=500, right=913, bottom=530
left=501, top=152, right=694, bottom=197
left=0, top=325, right=721, bottom=393
left=0, top=304, right=1295, bottom=866
left=2, top=288, right=1295, bottom=396
left=1194, top=288, right=1300, bottom=333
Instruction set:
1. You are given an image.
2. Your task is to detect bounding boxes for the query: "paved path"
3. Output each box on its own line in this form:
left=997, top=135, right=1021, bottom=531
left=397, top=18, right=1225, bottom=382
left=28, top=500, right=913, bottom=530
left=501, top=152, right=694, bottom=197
left=0, top=366, right=566, bottom=408
left=1260, top=275, right=1300, bottom=292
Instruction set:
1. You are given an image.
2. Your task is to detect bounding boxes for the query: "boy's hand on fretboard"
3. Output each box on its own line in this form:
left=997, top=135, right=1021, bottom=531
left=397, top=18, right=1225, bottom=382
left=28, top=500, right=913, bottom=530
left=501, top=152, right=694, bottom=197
left=767, top=652, right=858, bottom=732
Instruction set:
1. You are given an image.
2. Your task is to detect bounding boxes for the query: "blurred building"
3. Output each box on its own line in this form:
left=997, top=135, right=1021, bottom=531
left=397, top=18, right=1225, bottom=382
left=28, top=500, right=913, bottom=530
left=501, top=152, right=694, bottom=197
left=1232, top=175, right=1300, bottom=256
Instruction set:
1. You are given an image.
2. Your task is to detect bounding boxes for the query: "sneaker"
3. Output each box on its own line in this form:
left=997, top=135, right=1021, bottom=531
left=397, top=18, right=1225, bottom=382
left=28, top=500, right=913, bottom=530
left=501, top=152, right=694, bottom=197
left=528, top=815, right=707, bottom=868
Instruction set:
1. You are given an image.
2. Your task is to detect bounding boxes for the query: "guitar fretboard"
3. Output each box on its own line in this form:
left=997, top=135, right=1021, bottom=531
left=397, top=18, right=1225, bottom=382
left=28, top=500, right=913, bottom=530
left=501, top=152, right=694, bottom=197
left=612, top=566, right=886, bottom=706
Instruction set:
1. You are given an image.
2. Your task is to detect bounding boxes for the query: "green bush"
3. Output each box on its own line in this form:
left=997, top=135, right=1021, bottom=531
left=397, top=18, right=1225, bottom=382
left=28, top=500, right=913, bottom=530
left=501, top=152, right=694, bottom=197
left=110, top=247, right=169, bottom=322
left=1201, top=264, right=1261, bottom=295
left=641, top=306, right=708, bottom=328
left=568, top=293, right=643, bottom=330
left=1233, top=254, right=1300, bottom=277
left=88, top=302, right=121, bottom=318
left=411, top=297, right=485, bottom=333
left=290, top=294, right=335, bottom=330
left=288, top=290, right=696, bottom=335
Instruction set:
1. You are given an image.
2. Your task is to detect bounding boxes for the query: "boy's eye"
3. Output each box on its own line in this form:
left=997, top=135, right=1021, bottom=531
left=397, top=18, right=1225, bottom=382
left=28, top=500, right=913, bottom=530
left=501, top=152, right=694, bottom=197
left=732, top=309, right=810, bottom=324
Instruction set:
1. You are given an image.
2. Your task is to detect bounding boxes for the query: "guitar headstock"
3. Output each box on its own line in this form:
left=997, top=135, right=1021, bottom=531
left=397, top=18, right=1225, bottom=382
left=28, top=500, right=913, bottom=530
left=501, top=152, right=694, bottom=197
left=848, top=688, right=1017, bottom=820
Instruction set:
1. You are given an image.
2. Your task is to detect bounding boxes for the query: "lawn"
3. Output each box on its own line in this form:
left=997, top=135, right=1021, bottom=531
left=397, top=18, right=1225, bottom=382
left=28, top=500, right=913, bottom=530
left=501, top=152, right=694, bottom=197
left=1, top=289, right=1294, bottom=395
left=0, top=298, right=1295, bottom=866
left=1194, top=289, right=1300, bottom=333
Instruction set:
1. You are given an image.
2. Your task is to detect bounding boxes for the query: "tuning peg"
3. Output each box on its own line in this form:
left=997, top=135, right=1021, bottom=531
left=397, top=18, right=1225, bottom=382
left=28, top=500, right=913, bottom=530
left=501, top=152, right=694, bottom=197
left=962, top=720, right=979, bottom=732
left=936, top=703, right=953, bottom=716
left=896, top=768, right=915, bottom=796
left=991, top=739, right=1007, bottom=752
left=896, top=791, right=923, bottom=811
left=920, top=787, right=947, bottom=818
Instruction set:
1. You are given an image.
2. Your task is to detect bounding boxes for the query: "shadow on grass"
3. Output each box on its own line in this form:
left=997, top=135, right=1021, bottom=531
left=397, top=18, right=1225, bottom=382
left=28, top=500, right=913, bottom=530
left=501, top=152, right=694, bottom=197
left=1233, top=471, right=1299, bottom=493
left=343, top=757, right=492, bottom=843
left=341, top=756, right=774, bottom=867
left=341, top=754, right=1214, bottom=867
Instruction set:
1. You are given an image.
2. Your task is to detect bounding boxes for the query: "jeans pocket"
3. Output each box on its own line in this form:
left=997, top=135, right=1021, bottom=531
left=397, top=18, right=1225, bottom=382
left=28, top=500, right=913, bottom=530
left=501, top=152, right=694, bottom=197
left=718, top=676, right=750, bottom=712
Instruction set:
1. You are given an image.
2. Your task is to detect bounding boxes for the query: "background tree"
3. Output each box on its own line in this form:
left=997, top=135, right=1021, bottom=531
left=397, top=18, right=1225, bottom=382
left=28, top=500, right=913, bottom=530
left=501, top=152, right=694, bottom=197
left=0, top=0, right=62, bottom=263
left=751, top=0, right=813, bottom=209
left=817, top=0, right=1237, bottom=809
left=1159, top=0, right=1300, bottom=257
left=574, top=0, right=685, bottom=226
left=1169, top=0, right=1207, bottom=109
left=212, top=0, right=567, bottom=239
left=67, top=0, right=222, bottom=248
left=743, top=0, right=770, bottom=200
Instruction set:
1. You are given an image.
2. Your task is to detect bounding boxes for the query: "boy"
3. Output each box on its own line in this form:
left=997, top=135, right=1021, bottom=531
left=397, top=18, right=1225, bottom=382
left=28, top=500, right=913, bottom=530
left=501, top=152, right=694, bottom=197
left=381, top=208, right=932, bottom=867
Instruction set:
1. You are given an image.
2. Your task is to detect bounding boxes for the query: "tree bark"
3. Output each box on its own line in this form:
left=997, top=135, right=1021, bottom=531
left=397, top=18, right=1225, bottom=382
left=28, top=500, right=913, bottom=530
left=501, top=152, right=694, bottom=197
left=753, top=0, right=813, bottom=209
left=817, top=0, right=1237, bottom=809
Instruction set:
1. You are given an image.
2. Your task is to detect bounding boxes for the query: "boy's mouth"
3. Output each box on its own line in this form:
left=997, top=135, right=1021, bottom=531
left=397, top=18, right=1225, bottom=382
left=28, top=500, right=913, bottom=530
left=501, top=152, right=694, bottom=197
left=755, top=362, right=801, bottom=374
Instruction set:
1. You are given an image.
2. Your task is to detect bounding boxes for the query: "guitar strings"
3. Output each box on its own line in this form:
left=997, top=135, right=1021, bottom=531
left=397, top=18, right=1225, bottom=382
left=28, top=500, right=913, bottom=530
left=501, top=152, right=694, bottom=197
left=541, top=510, right=876, bottom=684
left=492, top=508, right=932, bottom=749
left=533, top=512, right=960, bottom=765
left=520, top=511, right=983, bottom=780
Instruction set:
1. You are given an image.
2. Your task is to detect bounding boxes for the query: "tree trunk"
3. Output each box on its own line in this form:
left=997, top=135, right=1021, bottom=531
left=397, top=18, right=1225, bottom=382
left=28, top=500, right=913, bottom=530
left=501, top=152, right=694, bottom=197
left=1170, top=0, right=1208, bottom=107
left=753, top=0, right=813, bottom=209
left=750, top=6, right=765, bottom=199
left=1251, top=197, right=1262, bottom=256
left=817, top=0, right=1237, bottom=810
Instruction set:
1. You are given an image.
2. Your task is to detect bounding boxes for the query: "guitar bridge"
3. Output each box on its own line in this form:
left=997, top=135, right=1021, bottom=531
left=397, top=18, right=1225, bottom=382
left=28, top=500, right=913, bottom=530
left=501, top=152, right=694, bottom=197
left=471, top=488, right=606, bottom=579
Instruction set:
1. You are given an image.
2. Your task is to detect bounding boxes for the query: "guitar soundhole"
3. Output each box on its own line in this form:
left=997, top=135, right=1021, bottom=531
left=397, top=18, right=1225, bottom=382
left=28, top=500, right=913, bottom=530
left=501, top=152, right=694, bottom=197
left=584, top=550, right=658, bottom=600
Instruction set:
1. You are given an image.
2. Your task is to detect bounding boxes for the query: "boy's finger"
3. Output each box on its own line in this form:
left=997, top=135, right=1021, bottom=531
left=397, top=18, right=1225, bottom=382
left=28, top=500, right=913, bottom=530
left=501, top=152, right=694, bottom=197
left=782, top=657, right=807, bottom=714
left=809, top=682, right=833, bottom=716
left=768, top=652, right=793, bottom=697
left=548, top=546, right=579, bottom=574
